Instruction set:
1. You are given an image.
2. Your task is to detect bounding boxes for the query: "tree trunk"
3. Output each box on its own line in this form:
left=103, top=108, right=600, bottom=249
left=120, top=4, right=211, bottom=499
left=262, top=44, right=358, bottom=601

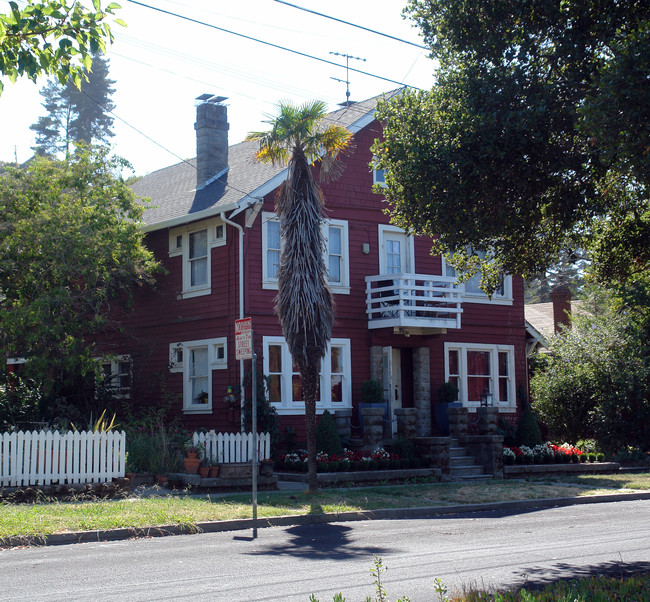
left=302, top=361, right=319, bottom=493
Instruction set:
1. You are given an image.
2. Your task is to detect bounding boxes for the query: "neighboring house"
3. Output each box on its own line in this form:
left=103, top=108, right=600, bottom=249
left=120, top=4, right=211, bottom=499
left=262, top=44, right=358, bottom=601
left=525, top=286, right=581, bottom=354
left=98, top=92, right=528, bottom=440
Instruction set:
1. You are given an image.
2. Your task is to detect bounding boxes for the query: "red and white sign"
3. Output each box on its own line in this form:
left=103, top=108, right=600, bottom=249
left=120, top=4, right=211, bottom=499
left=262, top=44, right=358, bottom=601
left=235, top=317, right=252, bottom=360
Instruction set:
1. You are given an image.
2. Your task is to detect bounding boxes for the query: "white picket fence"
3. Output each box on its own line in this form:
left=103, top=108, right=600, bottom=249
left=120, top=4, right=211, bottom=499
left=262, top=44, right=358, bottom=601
left=193, top=431, right=271, bottom=464
left=0, top=430, right=126, bottom=487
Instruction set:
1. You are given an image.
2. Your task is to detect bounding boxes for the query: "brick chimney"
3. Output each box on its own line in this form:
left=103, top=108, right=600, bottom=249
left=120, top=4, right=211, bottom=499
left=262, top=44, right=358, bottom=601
left=194, top=94, right=229, bottom=189
left=550, top=284, right=572, bottom=332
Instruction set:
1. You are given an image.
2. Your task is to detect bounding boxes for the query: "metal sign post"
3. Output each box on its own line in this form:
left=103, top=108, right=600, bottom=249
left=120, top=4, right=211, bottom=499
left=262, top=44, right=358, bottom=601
left=235, top=318, right=257, bottom=537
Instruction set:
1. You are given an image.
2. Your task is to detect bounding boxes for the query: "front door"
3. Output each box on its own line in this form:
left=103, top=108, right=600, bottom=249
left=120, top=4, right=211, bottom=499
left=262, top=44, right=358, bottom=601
left=383, top=346, right=405, bottom=436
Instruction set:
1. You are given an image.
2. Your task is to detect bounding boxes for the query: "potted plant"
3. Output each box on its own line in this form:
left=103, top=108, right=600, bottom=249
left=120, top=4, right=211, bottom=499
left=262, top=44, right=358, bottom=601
left=434, top=381, right=459, bottom=436
left=208, top=456, right=220, bottom=478
left=183, top=444, right=201, bottom=474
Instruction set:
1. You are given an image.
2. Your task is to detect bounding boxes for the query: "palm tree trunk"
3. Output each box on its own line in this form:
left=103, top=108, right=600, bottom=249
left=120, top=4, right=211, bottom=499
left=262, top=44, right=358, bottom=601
left=302, top=361, right=319, bottom=493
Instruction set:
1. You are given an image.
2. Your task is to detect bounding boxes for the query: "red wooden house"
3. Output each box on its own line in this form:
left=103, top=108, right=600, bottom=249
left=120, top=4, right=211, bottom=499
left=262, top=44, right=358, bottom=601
left=103, top=92, right=527, bottom=443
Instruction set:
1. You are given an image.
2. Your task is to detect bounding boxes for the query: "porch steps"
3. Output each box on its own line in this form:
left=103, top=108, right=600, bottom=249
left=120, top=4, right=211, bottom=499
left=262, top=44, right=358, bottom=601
left=449, top=438, right=492, bottom=481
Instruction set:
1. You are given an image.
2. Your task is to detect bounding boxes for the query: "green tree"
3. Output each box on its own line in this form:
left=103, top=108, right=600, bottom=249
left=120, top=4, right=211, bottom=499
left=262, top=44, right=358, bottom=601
left=373, top=0, right=649, bottom=292
left=0, top=147, right=158, bottom=412
left=531, top=285, right=650, bottom=454
left=0, top=0, right=123, bottom=95
left=31, top=54, right=116, bottom=156
left=247, top=100, right=352, bottom=492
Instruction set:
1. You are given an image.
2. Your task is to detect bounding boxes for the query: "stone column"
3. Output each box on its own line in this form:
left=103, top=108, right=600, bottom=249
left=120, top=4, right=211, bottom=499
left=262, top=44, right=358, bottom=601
left=333, top=409, right=352, bottom=441
left=448, top=406, right=468, bottom=437
left=477, top=407, right=498, bottom=436
left=369, top=346, right=383, bottom=383
left=394, top=408, right=417, bottom=439
left=413, top=347, right=431, bottom=436
left=361, top=407, right=384, bottom=447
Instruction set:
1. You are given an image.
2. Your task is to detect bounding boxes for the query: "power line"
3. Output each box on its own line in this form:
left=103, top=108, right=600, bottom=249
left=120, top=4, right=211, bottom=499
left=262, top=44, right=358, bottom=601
left=273, top=0, right=427, bottom=50
left=124, top=0, right=414, bottom=90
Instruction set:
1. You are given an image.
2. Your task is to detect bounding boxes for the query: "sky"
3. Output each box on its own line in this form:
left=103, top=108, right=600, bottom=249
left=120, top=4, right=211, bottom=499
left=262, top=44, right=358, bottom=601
left=0, top=0, right=435, bottom=176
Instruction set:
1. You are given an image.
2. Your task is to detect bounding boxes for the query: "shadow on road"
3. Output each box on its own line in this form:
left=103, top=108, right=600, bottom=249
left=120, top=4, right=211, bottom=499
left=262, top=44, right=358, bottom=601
left=244, top=521, right=394, bottom=560
left=512, top=560, right=650, bottom=592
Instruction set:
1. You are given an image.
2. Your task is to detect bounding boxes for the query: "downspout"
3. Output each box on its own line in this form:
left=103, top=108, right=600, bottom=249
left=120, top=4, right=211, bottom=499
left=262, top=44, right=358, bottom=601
left=220, top=211, right=245, bottom=432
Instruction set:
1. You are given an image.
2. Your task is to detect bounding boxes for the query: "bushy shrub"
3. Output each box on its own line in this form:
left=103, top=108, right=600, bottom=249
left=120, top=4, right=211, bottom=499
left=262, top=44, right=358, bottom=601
left=532, top=286, right=650, bottom=455
left=316, top=409, right=344, bottom=456
left=516, top=403, right=542, bottom=448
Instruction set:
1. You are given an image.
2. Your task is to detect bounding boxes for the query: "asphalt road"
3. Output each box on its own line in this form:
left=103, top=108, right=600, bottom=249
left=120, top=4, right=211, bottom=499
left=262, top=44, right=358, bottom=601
left=1, top=500, right=649, bottom=601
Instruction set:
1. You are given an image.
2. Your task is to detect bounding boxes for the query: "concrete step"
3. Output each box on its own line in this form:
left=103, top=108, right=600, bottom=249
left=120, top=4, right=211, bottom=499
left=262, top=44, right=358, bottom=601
left=450, top=464, right=486, bottom=477
left=450, top=455, right=476, bottom=467
left=454, top=474, right=494, bottom=481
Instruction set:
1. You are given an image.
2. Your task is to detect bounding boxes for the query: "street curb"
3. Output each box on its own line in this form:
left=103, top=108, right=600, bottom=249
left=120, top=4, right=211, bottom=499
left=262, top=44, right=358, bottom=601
left=4, top=491, right=650, bottom=549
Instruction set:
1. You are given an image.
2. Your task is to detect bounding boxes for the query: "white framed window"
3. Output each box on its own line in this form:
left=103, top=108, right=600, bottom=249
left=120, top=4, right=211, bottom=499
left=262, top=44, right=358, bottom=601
left=263, top=336, right=352, bottom=414
left=373, top=167, right=386, bottom=187
left=168, top=218, right=226, bottom=299
left=99, top=355, right=132, bottom=399
left=169, top=337, right=227, bottom=413
left=444, top=343, right=515, bottom=411
left=262, top=212, right=349, bottom=293
left=443, top=250, right=512, bottom=304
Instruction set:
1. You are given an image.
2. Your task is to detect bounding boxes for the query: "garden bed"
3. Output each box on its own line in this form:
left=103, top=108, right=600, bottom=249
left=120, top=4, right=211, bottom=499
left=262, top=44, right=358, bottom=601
left=504, top=462, right=620, bottom=478
left=276, top=467, right=441, bottom=486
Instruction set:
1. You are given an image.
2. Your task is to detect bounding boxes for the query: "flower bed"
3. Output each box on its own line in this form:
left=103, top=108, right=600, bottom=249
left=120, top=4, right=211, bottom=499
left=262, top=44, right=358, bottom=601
left=503, top=442, right=605, bottom=466
left=277, top=447, right=430, bottom=472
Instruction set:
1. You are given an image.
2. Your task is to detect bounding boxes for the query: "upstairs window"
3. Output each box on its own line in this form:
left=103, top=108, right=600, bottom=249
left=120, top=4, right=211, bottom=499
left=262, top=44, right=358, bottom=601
left=443, top=250, right=512, bottom=302
left=263, top=213, right=349, bottom=293
left=169, top=218, right=226, bottom=298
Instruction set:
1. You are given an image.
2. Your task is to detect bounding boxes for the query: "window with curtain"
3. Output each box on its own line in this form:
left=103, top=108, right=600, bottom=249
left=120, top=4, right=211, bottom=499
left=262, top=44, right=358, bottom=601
left=445, top=343, right=515, bottom=409
left=262, top=337, right=351, bottom=413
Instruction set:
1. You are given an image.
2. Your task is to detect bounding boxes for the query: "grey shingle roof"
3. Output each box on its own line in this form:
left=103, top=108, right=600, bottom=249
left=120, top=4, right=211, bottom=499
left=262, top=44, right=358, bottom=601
left=133, top=91, right=400, bottom=229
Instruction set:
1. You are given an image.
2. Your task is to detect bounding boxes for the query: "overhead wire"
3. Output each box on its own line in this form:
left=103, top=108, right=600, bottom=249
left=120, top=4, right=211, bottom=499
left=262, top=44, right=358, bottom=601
left=124, top=0, right=414, bottom=90
left=272, top=0, right=427, bottom=50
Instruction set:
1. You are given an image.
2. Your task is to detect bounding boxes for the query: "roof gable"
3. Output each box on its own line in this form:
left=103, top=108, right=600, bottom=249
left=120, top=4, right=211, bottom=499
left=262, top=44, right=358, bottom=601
left=133, top=90, right=400, bottom=230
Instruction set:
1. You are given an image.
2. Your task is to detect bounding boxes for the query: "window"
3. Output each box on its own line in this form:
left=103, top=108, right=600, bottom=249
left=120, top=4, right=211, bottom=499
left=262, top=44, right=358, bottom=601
left=99, top=356, right=131, bottom=399
left=262, top=336, right=352, bottom=414
left=169, top=338, right=227, bottom=413
left=443, top=250, right=512, bottom=303
left=169, top=218, right=226, bottom=298
left=262, top=213, right=349, bottom=293
left=373, top=168, right=386, bottom=187
left=444, top=343, right=515, bottom=410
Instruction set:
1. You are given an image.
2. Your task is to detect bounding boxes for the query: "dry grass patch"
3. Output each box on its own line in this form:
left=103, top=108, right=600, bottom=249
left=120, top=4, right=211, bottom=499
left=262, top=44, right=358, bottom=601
left=0, top=476, right=644, bottom=542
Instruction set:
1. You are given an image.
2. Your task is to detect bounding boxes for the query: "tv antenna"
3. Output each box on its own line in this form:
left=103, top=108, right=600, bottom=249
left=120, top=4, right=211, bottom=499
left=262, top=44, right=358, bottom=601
left=330, top=52, right=366, bottom=106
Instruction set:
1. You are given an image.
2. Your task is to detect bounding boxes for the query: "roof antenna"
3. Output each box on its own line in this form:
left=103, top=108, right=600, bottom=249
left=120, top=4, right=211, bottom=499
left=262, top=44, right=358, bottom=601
left=330, top=52, right=366, bottom=107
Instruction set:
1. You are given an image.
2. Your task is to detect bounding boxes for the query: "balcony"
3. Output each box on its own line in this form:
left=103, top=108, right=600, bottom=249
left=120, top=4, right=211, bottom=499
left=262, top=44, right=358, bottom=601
left=365, top=274, right=463, bottom=334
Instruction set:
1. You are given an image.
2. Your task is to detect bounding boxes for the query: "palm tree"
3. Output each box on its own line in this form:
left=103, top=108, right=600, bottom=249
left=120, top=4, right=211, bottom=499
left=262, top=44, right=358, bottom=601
left=247, top=100, right=352, bottom=492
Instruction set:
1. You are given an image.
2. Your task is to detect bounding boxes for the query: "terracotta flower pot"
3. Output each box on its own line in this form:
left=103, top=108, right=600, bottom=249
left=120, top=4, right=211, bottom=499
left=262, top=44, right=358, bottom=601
left=198, top=466, right=209, bottom=478
left=183, top=457, right=201, bottom=474
left=208, top=465, right=220, bottom=478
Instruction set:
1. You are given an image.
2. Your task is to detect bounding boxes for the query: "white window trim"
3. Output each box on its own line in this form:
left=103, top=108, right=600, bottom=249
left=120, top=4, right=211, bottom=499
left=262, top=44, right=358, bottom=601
left=263, top=336, right=352, bottom=415
left=169, top=337, right=227, bottom=414
left=168, top=217, right=226, bottom=299
left=441, top=255, right=513, bottom=305
left=98, top=355, right=132, bottom=399
left=378, top=224, right=415, bottom=274
left=262, top=212, right=350, bottom=294
left=373, top=167, right=387, bottom=188
left=444, top=342, right=516, bottom=412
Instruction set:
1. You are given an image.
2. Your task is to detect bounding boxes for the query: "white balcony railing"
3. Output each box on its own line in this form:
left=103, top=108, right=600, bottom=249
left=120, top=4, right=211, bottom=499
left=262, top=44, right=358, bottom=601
left=365, top=274, right=463, bottom=331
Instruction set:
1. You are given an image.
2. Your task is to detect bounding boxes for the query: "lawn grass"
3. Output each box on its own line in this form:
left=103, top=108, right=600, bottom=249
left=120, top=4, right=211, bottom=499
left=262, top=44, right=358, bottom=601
left=1, top=473, right=647, bottom=542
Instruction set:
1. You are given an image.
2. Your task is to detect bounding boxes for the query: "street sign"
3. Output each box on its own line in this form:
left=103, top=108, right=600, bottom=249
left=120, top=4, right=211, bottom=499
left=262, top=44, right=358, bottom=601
left=235, top=317, right=252, bottom=360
